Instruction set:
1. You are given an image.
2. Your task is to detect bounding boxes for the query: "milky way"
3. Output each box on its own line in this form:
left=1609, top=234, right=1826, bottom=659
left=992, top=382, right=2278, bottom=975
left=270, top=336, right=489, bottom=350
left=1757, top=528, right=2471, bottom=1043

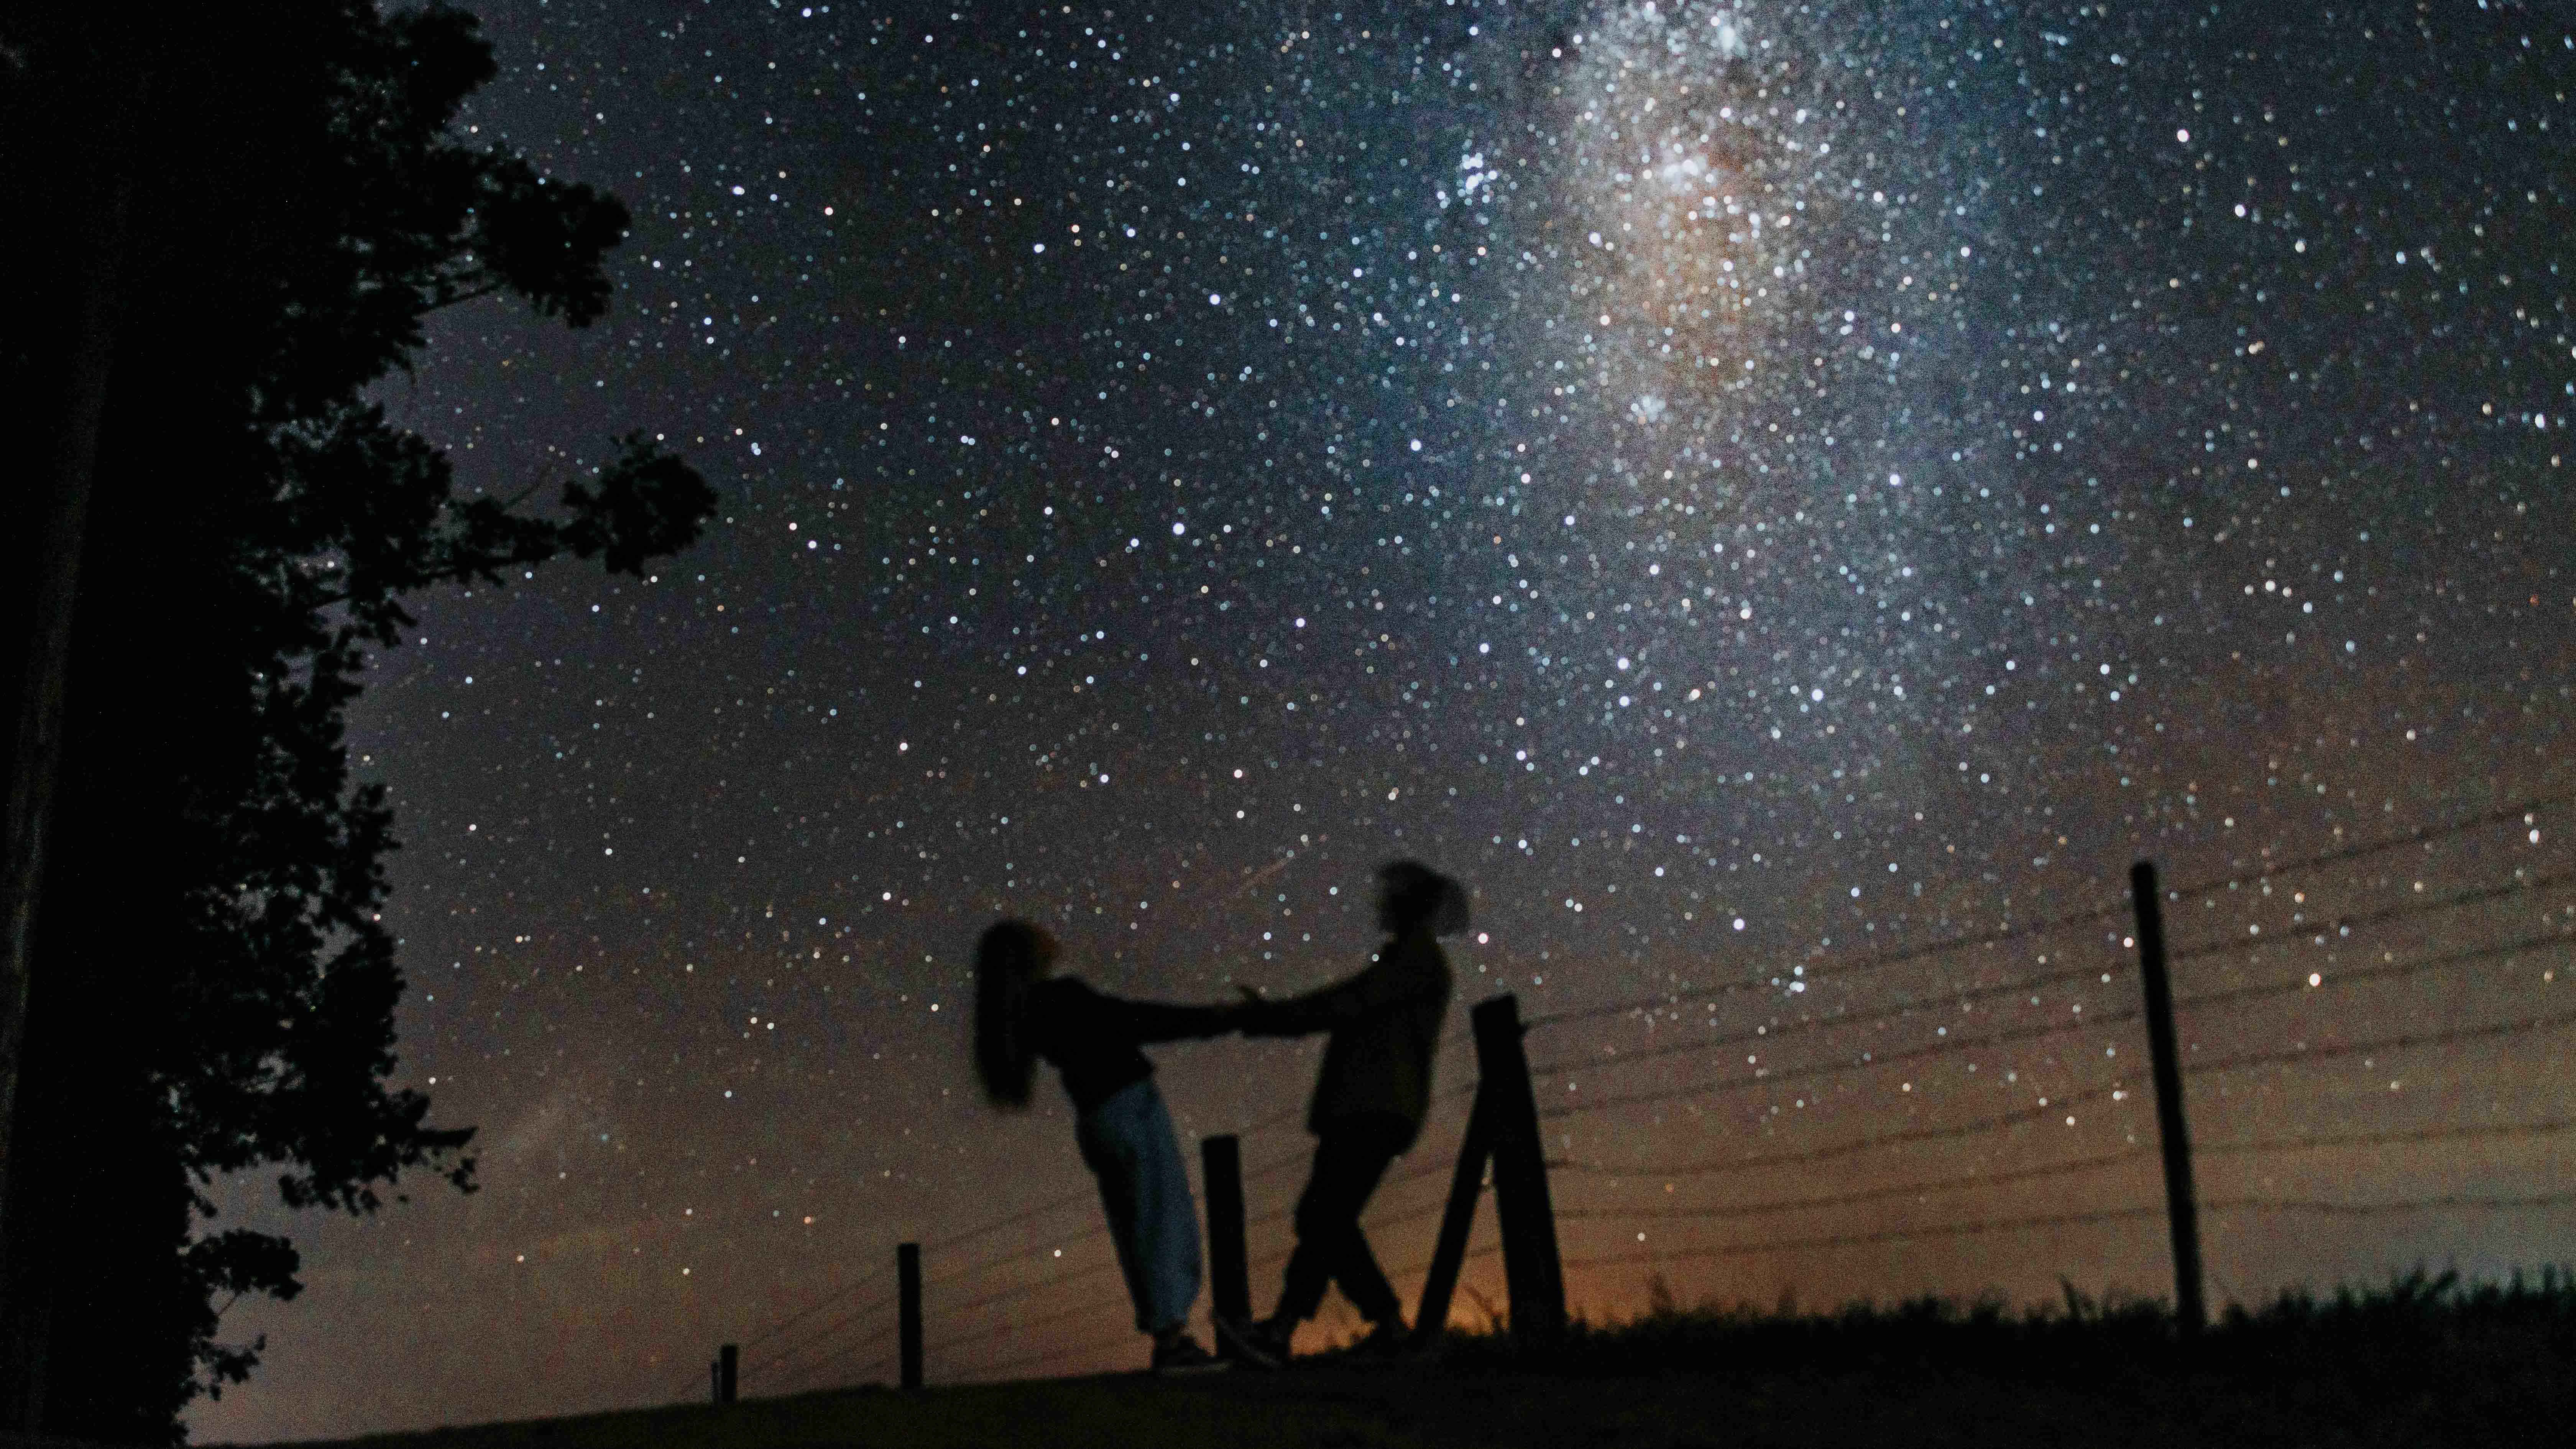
left=193, top=2, right=2572, bottom=1439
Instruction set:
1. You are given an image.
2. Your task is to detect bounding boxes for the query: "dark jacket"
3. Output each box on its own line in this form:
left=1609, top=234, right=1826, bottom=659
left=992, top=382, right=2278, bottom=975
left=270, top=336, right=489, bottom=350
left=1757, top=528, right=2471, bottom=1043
left=1249, top=930, right=1453, bottom=1150
left=1026, top=976, right=1235, bottom=1114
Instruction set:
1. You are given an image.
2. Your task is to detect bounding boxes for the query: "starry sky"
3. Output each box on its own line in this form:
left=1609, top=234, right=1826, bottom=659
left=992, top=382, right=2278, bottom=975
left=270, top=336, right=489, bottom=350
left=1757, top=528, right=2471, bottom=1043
left=192, top=1, right=2573, bottom=1440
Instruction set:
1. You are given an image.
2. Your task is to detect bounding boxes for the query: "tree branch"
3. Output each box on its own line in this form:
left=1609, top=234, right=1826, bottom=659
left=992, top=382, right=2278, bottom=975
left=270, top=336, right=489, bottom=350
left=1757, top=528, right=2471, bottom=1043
left=421, top=279, right=504, bottom=314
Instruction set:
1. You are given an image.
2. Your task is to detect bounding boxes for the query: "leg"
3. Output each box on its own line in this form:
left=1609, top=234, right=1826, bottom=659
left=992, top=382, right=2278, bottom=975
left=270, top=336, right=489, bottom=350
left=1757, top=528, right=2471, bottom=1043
left=1075, top=1085, right=1158, bottom=1334
left=1270, top=1142, right=1342, bottom=1326
left=1273, top=1127, right=1403, bottom=1327
left=1315, top=1136, right=1402, bottom=1327
left=1126, top=1082, right=1204, bottom=1337
left=1326, top=1207, right=1401, bottom=1328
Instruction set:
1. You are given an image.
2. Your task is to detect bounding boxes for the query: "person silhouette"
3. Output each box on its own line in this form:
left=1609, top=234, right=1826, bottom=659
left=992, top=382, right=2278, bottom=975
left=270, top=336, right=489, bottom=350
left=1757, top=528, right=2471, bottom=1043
left=1220, top=860, right=1467, bottom=1365
left=971, top=918, right=1242, bottom=1373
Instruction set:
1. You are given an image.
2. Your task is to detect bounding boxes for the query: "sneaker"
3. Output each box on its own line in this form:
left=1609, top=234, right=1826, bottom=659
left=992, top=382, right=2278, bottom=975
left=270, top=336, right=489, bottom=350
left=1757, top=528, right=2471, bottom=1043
left=1151, top=1332, right=1229, bottom=1375
left=1214, top=1314, right=1290, bottom=1369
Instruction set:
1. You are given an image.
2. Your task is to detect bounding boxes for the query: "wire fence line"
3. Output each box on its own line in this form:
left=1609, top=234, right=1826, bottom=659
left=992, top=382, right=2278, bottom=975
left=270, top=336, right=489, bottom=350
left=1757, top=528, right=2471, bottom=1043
left=714, top=1093, right=1329, bottom=1395
left=2200, top=1117, right=2576, bottom=1155
left=751, top=994, right=2573, bottom=1389
left=1548, top=1005, right=2576, bottom=1184
left=738, top=1284, right=903, bottom=1386
left=1531, top=922, right=2572, bottom=1125
left=1535, top=1008, right=2142, bottom=1122
left=1519, top=794, right=2566, bottom=1037
left=1525, top=855, right=2572, bottom=1088
left=735, top=1126, right=1174, bottom=1376
left=1556, top=1191, right=2576, bottom=1275
left=1523, top=836, right=2569, bottom=1143
left=933, top=1280, right=1127, bottom=1359
left=2169, top=867, right=2576, bottom=963
left=1520, top=900, right=2134, bottom=1036
left=769, top=1344, right=899, bottom=1397
left=862, top=960, right=2576, bottom=1375
left=1549, top=1115, right=2574, bottom=1189
left=2192, top=1004, right=2576, bottom=1076
left=1556, top=1146, right=2155, bottom=1222
left=793, top=1088, right=1411, bottom=1382
left=2158, top=794, right=2564, bottom=894
left=2170, top=929, right=2572, bottom=1014
left=748, top=1285, right=902, bottom=1388
left=734, top=1266, right=890, bottom=1355
left=921, top=1183, right=1104, bottom=1261
left=2200, top=1190, right=2576, bottom=1216
left=929, top=1252, right=1125, bottom=1325
left=1563, top=1205, right=2174, bottom=1271
left=625, top=1245, right=896, bottom=1406
left=763, top=1328, right=900, bottom=1398
left=1549, top=1113, right=2576, bottom=1227
left=1525, top=956, right=2122, bottom=1083
left=693, top=797, right=2565, bottom=1400
left=739, top=1090, right=1468, bottom=1393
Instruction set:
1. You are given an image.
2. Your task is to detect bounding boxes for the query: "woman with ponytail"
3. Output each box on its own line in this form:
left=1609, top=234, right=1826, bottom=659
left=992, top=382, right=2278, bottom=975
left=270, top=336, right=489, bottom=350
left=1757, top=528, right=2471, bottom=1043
left=972, top=918, right=1244, bottom=1373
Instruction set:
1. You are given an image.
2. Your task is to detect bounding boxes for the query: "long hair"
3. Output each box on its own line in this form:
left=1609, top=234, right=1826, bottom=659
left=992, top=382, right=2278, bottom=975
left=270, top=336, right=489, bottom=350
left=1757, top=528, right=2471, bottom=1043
left=1379, top=859, right=1469, bottom=937
left=973, top=918, right=1054, bottom=1108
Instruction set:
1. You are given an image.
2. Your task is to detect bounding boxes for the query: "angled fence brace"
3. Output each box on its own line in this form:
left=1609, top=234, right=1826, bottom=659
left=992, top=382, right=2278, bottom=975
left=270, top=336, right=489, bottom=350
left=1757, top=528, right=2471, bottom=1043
left=1411, top=1089, right=1491, bottom=1344
left=1416, top=993, right=1566, bottom=1344
left=1476, top=993, right=1567, bottom=1341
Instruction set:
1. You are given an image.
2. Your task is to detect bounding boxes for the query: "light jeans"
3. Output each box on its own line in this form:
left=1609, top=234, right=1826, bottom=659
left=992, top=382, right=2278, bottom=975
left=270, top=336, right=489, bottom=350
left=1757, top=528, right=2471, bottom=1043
left=1074, top=1078, right=1204, bottom=1336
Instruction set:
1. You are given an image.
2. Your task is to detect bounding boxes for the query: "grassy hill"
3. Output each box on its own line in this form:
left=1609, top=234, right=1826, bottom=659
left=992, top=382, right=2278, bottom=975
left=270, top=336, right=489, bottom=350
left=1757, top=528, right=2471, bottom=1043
left=235, top=1272, right=2576, bottom=1449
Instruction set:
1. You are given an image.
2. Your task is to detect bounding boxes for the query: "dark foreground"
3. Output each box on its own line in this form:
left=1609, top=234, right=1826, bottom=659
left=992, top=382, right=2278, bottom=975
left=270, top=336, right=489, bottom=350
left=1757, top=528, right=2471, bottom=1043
left=243, top=1272, right=2575, bottom=1449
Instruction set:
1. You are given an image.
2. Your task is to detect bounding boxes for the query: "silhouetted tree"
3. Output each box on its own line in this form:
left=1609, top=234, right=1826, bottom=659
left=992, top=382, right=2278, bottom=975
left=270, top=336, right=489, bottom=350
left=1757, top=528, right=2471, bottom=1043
left=0, top=5, right=715, bottom=1439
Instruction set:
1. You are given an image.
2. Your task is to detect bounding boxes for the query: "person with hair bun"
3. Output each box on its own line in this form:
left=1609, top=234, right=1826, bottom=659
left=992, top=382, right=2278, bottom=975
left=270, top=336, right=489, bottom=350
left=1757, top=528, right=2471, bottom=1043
left=1218, top=860, right=1468, bottom=1366
left=971, top=918, right=1245, bottom=1373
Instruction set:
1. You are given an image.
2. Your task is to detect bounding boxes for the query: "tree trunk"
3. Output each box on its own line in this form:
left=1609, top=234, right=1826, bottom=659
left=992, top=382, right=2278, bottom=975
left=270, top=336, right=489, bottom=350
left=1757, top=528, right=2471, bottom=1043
left=0, top=18, right=138, bottom=1428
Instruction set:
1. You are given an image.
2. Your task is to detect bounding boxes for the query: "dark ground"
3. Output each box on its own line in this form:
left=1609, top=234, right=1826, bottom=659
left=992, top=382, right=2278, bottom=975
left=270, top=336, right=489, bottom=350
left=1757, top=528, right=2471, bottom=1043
left=203, top=1360, right=2564, bottom=1449
left=221, top=1299, right=2576, bottom=1444
left=220, top=1278, right=2576, bottom=1449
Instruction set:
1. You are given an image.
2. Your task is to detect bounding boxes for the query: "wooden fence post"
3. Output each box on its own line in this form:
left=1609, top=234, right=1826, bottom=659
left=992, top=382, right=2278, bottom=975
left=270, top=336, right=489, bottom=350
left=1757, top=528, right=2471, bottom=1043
left=1201, top=1134, right=1250, bottom=1329
left=1411, top=1089, right=1492, bottom=1345
left=1472, top=993, right=1566, bottom=1341
left=714, top=1343, right=738, bottom=1405
left=898, top=1241, right=924, bottom=1388
left=2131, top=861, right=2206, bottom=1336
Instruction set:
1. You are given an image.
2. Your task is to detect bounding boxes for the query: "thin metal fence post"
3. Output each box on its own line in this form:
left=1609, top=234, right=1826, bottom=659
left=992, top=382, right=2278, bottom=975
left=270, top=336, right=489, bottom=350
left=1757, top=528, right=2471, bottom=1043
left=2132, top=861, right=2206, bottom=1336
left=1201, top=1134, right=1250, bottom=1329
left=1471, top=992, right=1566, bottom=1340
left=898, top=1241, right=924, bottom=1388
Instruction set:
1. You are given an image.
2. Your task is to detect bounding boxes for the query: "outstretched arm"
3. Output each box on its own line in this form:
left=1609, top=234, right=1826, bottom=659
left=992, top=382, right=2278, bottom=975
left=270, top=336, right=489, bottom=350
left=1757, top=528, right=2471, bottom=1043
left=1241, top=952, right=1437, bottom=1038
left=1086, top=989, right=1248, bottom=1045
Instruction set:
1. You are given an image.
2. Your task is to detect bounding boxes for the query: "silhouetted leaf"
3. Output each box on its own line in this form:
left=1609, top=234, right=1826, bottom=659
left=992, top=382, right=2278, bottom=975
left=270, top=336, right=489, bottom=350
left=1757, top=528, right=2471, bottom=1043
left=562, top=434, right=719, bottom=576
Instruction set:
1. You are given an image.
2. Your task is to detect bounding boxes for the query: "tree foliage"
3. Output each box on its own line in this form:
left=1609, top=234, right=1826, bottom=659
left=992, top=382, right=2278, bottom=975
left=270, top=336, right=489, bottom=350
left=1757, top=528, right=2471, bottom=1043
left=0, top=4, right=712, bottom=1439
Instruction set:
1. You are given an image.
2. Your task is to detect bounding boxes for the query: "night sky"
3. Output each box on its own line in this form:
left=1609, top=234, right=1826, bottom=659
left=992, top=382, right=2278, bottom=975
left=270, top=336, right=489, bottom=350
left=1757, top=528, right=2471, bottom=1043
left=194, top=1, right=2573, bottom=1440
